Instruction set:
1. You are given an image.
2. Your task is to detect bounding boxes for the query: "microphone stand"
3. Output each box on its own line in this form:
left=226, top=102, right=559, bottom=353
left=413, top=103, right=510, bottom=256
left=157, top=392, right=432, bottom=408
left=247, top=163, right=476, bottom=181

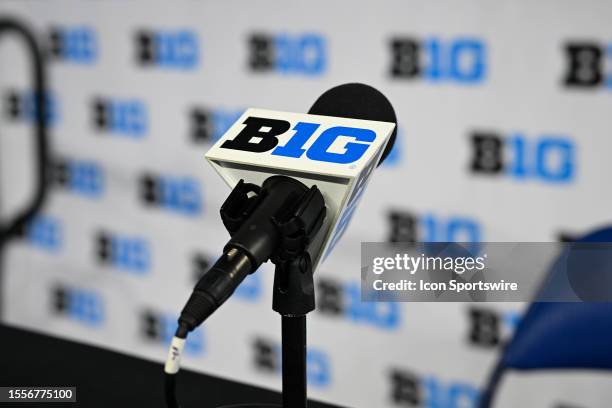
left=167, top=175, right=326, bottom=408
left=213, top=177, right=323, bottom=408
left=217, top=257, right=314, bottom=408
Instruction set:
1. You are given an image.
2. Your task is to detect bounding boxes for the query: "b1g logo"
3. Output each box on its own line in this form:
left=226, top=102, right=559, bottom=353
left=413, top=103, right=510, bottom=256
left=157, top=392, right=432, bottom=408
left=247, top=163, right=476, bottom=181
left=390, top=36, right=486, bottom=84
left=317, top=277, right=401, bottom=330
left=248, top=33, right=326, bottom=76
left=4, top=89, right=59, bottom=126
left=190, top=107, right=243, bottom=143
left=92, top=97, right=148, bottom=138
left=52, top=284, right=104, bottom=326
left=563, top=41, right=612, bottom=89
left=467, top=307, right=520, bottom=349
left=135, top=29, right=199, bottom=69
left=390, top=368, right=480, bottom=408
left=469, top=131, right=575, bottom=183
left=139, top=173, right=202, bottom=216
left=17, top=215, right=63, bottom=252
left=252, top=337, right=331, bottom=387
left=140, top=309, right=204, bottom=355
left=95, top=231, right=150, bottom=274
left=48, top=26, right=98, bottom=64
left=53, top=157, right=104, bottom=198
left=221, top=116, right=376, bottom=164
left=388, top=210, right=482, bottom=244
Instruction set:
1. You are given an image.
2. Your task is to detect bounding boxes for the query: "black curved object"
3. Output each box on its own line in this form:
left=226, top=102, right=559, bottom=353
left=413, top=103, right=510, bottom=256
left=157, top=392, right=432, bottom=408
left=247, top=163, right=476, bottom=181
left=0, top=17, right=50, bottom=245
left=0, top=17, right=50, bottom=319
left=308, top=83, right=398, bottom=167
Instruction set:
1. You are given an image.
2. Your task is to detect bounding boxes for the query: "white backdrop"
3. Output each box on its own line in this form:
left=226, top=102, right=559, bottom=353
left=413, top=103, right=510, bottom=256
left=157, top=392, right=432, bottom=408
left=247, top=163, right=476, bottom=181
left=1, top=1, right=611, bottom=407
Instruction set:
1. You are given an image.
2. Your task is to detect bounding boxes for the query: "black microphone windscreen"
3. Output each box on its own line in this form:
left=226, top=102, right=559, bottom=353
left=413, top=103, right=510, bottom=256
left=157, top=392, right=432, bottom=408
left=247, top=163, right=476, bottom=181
left=308, top=83, right=397, bottom=166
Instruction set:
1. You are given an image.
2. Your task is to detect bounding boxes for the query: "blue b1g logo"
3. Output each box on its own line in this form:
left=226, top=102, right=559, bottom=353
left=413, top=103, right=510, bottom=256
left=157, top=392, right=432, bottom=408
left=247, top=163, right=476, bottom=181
left=54, top=158, right=104, bottom=198
left=93, top=97, right=148, bottom=138
left=5, top=90, right=59, bottom=126
left=21, top=216, right=63, bottom=252
left=388, top=210, right=483, bottom=247
left=391, top=369, right=480, bottom=408
left=140, top=173, right=203, bottom=216
left=470, top=131, right=576, bottom=183
left=96, top=231, right=151, bottom=274
left=249, top=33, right=326, bottom=76
left=49, top=26, right=98, bottom=64
left=53, top=285, right=105, bottom=326
left=136, top=29, right=199, bottom=69
left=191, top=107, right=245, bottom=144
left=221, top=116, right=376, bottom=164
left=420, top=214, right=481, bottom=243
left=390, top=36, right=487, bottom=84
left=317, top=278, right=401, bottom=330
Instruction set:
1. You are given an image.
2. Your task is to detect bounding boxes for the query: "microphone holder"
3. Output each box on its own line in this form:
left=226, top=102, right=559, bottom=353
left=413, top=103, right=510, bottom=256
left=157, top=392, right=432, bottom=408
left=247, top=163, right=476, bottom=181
left=217, top=176, right=325, bottom=408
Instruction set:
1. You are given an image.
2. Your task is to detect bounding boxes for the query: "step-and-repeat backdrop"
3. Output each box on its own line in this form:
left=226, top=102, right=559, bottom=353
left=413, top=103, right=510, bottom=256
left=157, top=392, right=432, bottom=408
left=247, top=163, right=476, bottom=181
left=1, top=1, right=611, bottom=407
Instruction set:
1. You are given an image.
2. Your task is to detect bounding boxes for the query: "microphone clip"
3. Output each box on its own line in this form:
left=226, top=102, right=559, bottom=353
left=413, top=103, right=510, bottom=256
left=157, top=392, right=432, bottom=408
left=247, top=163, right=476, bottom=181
left=219, top=175, right=326, bottom=317
left=272, top=254, right=315, bottom=317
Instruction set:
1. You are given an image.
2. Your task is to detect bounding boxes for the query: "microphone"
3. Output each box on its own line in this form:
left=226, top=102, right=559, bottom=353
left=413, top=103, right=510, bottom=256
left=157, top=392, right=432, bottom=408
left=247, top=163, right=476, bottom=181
left=165, top=83, right=397, bottom=408
left=178, top=83, right=397, bottom=332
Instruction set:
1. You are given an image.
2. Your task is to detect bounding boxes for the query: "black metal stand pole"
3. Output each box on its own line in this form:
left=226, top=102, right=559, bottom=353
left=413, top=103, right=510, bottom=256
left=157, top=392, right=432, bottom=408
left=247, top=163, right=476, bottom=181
left=273, top=255, right=315, bottom=408
left=281, top=315, right=307, bottom=408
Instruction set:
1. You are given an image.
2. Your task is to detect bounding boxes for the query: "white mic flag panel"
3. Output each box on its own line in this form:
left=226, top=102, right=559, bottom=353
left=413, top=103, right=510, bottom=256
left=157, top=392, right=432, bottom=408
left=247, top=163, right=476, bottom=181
left=206, top=108, right=396, bottom=269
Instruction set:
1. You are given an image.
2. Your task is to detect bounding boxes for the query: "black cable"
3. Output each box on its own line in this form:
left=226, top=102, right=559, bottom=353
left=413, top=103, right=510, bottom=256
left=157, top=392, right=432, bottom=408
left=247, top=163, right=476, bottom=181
left=0, top=18, right=50, bottom=317
left=165, top=370, right=180, bottom=408
left=164, top=248, right=252, bottom=408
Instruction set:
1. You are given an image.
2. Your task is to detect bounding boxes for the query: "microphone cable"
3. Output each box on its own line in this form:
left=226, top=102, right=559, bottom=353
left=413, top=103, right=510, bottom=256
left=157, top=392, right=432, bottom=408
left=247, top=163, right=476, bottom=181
left=164, top=247, right=254, bottom=408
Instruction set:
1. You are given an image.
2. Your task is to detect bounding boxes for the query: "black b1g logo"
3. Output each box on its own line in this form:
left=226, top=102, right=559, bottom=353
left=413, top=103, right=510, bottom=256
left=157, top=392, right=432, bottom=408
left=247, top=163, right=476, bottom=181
left=563, top=41, right=612, bottom=89
left=248, top=33, right=326, bottom=75
left=389, top=36, right=486, bottom=84
left=221, top=116, right=376, bottom=164
left=469, top=130, right=575, bottom=183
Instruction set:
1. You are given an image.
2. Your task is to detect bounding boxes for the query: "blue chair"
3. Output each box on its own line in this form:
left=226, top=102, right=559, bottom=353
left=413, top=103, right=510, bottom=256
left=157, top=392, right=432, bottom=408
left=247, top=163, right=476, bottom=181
left=479, top=227, right=612, bottom=407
